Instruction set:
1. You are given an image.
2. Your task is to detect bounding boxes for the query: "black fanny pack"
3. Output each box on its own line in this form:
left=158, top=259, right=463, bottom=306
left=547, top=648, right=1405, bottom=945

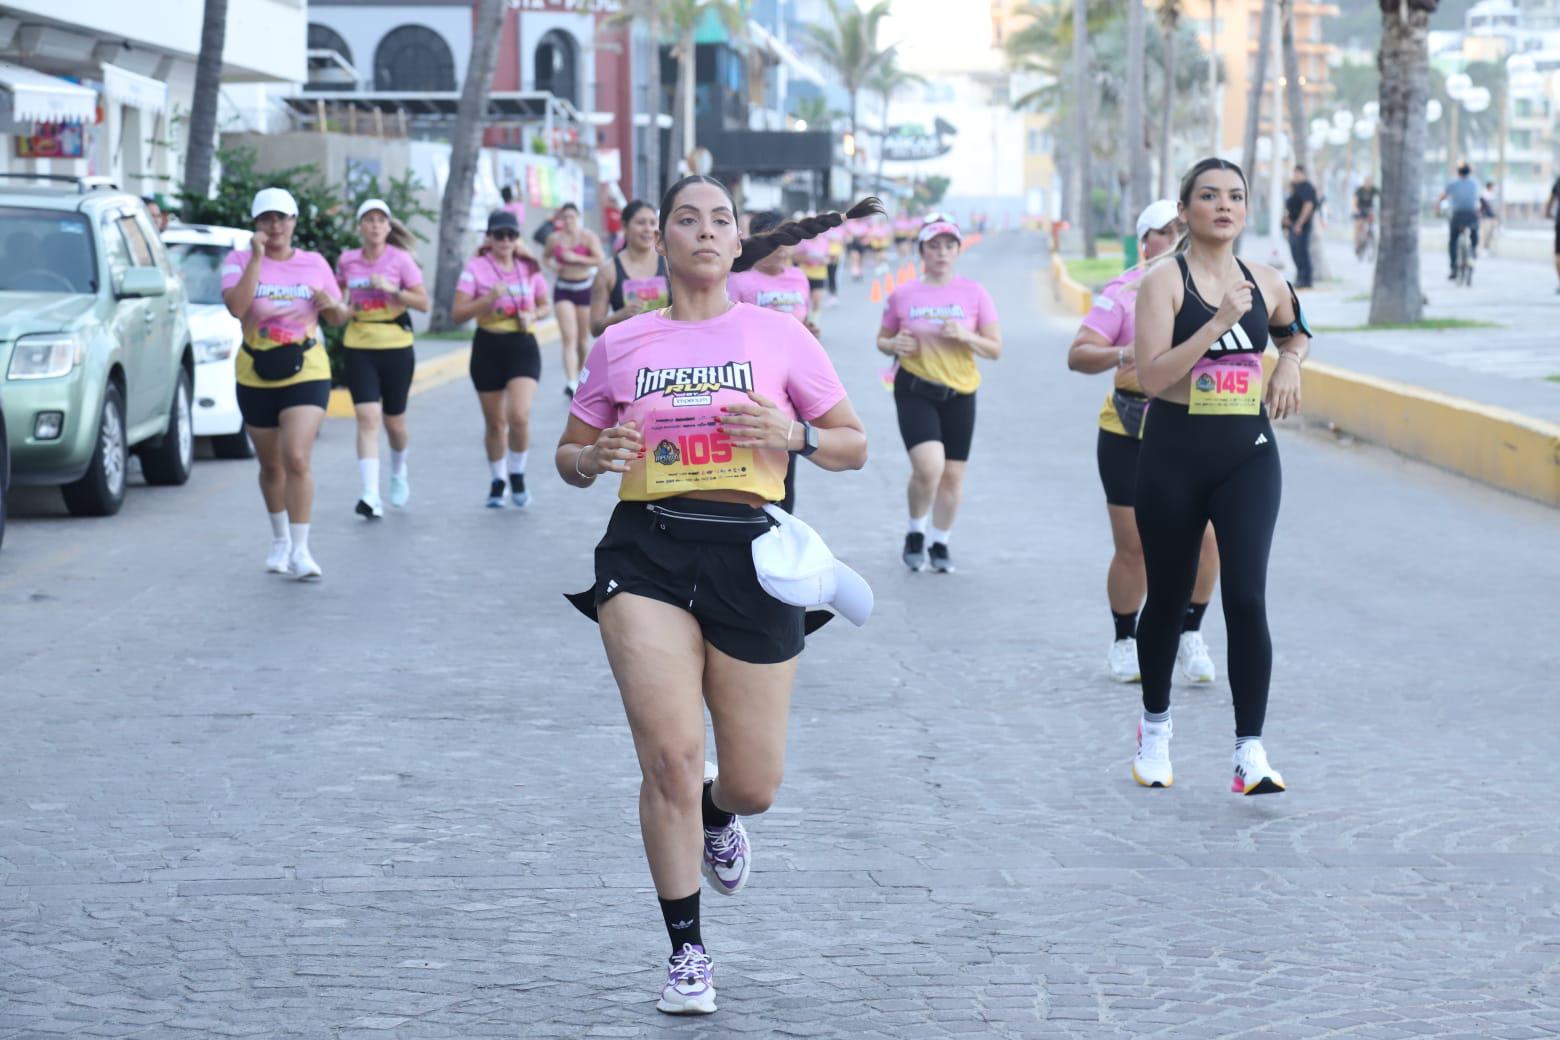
left=1112, top=389, right=1149, bottom=440
left=643, top=501, right=773, bottom=545
left=243, top=337, right=315, bottom=382
left=898, top=370, right=962, bottom=402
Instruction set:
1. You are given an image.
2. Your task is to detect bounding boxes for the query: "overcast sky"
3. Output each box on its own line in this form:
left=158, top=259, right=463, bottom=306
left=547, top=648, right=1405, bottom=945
left=869, top=0, right=998, bottom=74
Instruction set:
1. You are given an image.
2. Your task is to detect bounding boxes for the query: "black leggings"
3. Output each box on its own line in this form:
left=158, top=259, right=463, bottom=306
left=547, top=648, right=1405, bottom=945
left=1135, top=402, right=1281, bottom=737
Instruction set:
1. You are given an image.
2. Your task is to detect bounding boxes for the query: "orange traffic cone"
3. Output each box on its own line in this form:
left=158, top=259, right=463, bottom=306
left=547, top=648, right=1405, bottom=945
left=870, top=279, right=883, bottom=304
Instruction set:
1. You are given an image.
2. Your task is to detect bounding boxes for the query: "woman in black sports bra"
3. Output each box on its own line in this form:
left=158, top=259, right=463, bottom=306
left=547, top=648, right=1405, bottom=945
left=1130, top=157, right=1312, bottom=798
left=590, top=200, right=670, bottom=337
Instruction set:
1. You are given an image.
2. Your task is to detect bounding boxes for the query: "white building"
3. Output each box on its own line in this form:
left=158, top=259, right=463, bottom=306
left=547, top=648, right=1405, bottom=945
left=0, top=0, right=305, bottom=194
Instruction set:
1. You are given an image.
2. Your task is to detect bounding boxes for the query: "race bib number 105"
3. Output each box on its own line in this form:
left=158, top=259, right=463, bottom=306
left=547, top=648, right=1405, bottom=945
left=643, top=408, right=755, bottom=494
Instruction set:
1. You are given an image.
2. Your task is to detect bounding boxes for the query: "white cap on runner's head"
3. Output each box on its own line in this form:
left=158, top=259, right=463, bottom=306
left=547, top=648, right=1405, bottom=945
left=356, top=198, right=392, bottom=221
left=1136, top=199, right=1180, bottom=241
left=917, top=220, right=962, bottom=246
left=751, top=505, right=874, bottom=626
left=250, top=187, right=299, bottom=219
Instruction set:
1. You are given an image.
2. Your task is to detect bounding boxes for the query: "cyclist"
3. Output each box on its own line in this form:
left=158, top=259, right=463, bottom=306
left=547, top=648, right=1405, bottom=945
left=1438, top=163, right=1480, bottom=280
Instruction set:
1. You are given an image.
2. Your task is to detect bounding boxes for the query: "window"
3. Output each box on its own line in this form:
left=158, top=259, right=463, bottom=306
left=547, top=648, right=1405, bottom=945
left=117, top=216, right=155, bottom=268
left=0, top=209, right=96, bottom=294
left=534, top=29, right=579, bottom=106
left=374, top=25, right=455, bottom=92
left=308, top=23, right=356, bottom=91
left=100, top=216, right=133, bottom=279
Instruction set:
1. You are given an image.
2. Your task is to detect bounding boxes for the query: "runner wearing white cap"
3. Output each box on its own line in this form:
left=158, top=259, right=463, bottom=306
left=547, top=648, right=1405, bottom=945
left=336, top=199, right=428, bottom=516
left=555, top=176, right=876, bottom=1015
left=876, top=219, right=1003, bottom=574
left=221, top=187, right=351, bottom=580
left=1067, top=200, right=1221, bottom=683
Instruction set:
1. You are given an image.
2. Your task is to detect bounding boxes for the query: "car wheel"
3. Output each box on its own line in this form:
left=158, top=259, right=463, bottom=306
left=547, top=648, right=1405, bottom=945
left=62, top=383, right=128, bottom=517
left=211, top=430, right=254, bottom=460
left=140, top=369, right=194, bottom=486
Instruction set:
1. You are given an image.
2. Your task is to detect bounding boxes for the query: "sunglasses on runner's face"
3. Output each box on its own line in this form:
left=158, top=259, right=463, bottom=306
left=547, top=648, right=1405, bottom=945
left=491, top=230, right=519, bottom=240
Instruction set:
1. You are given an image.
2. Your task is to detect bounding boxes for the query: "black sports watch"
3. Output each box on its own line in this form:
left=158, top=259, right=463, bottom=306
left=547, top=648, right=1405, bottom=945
left=797, top=420, right=820, bottom=457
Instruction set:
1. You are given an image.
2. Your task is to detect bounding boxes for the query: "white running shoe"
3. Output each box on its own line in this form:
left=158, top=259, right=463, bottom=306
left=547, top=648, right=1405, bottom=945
left=265, top=540, right=292, bottom=574
left=700, top=762, right=751, bottom=897
left=388, top=473, right=410, bottom=508
left=1133, top=719, right=1173, bottom=788
left=656, top=943, right=716, bottom=1015
left=289, top=548, right=323, bottom=582
left=1107, top=638, right=1141, bottom=683
left=354, top=495, right=384, bottom=520
left=1177, top=631, right=1216, bottom=683
left=1232, top=740, right=1286, bottom=795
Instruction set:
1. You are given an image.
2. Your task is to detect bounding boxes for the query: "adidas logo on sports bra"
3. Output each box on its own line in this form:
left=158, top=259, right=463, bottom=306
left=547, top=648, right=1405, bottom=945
left=1208, top=322, right=1257, bottom=355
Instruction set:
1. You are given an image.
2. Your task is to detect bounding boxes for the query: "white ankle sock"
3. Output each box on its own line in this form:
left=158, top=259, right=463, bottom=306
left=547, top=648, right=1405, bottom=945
left=488, top=458, right=505, bottom=482
left=928, top=523, right=952, bottom=546
left=908, top=514, right=929, bottom=535
left=389, top=449, right=408, bottom=477
left=358, top=457, right=379, bottom=499
left=268, top=510, right=290, bottom=540
left=507, top=449, right=528, bottom=475
left=289, top=523, right=310, bottom=555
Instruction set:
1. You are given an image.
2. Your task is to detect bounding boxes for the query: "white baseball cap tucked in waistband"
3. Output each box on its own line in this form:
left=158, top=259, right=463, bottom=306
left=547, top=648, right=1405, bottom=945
left=251, top=187, right=299, bottom=219
left=1136, top=199, right=1180, bottom=240
left=751, top=505, right=874, bottom=626
left=356, top=198, right=392, bottom=221
left=917, top=220, right=963, bottom=246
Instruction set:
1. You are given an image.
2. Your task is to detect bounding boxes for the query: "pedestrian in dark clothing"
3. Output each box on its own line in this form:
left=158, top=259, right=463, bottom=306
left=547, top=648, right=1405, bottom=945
left=1283, top=166, right=1317, bottom=289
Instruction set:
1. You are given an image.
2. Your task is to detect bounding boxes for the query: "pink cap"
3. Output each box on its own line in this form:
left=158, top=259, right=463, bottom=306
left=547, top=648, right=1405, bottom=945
left=917, top=220, right=962, bottom=246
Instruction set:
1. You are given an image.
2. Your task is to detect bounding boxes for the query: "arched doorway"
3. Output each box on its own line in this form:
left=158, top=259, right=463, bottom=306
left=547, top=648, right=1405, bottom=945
left=534, top=29, right=578, bottom=106
left=306, top=24, right=356, bottom=91
left=374, top=25, right=455, bottom=92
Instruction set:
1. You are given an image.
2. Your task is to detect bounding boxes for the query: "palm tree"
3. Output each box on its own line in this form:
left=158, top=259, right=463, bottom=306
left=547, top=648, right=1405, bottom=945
left=1125, top=0, right=1149, bottom=234
left=182, top=0, right=228, bottom=198
left=797, top=0, right=893, bottom=194
left=1075, top=0, right=1095, bottom=258
left=1370, top=0, right=1438, bottom=325
left=791, top=95, right=840, bottom=131
left=1279, top=0, right=1328, bottom=280
left=1157, top=0, right=1181, bottom=197
left=608, top=2, right=665, bottom=200
left=1241, top=0, right=1277, bottom=185
left=866, top=50, right=927, bottom=193
left=431, top=0, right=509, bottom=331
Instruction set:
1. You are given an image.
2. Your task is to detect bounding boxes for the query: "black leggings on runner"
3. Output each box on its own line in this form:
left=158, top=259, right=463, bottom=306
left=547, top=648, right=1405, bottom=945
left=1135, top=402, right=1281, bottom=737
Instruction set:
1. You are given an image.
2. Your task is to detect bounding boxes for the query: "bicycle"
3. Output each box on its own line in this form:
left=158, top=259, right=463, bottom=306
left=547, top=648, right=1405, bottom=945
left=1453, top=222, right=1475, bottom=286
left=1354, top=214, right=1376, bottom=263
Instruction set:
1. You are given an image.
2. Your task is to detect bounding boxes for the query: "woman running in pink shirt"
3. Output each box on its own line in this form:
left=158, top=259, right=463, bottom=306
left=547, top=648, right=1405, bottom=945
left=556, top=177, right=880, bottom=1016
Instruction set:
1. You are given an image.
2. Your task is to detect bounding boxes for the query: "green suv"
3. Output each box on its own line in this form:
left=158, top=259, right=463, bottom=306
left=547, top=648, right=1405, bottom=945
left=0, top=176, right=194, bottom=516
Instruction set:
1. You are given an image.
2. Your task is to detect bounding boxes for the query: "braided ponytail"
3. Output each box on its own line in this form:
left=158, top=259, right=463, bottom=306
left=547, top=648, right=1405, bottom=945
left=732, top=197, right=884, bottom=274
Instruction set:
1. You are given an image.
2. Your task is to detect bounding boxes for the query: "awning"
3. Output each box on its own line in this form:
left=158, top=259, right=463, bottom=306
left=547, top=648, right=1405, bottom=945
left=102, top=64, right=167, bottom=115
left=746, top=23, right=827, bottom=87
left=0, top=60, right=97, bottom=123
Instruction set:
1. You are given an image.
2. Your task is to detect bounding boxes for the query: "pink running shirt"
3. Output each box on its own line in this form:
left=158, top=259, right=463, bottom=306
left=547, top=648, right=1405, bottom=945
left=727, top=267, right=810, bottom=321
left=336, top=245, right=423, bottom=349
left=220, top=248, right=340, bottom=388
left=570, top=302, right=847, bottom=502
left=879, top=276, right=999, bottom=395
left=456, top=255, right=549, bottom=333
left=1080, top=266, right=1146, bottom=433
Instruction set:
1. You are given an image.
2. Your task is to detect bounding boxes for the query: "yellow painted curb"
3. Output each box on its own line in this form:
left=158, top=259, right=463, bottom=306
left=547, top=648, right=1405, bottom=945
left=1262, top=354, right=1560, bottom=507
left=327, top=320, right=562, bottom=418
left=1051, top=255, right=1094, bottom=315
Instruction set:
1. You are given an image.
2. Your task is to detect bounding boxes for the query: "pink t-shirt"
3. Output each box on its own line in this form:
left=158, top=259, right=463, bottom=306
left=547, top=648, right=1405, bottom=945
left=893, top=215, right=918, bottom=237
left=1080, top=267, right=1144, bottom=348
left=570, top=302, right=847, bottom=502
left=845, top=218, right=869, bottom=241
left=880, top=276, right=999, bottom=395
left=456, top=255, right=549, bottom=332
left=794, top=236, right=830, bottom=274
left=336, top=245, right=423, bottom=349
left=220, top=248, right=340, bottom=387
left=727, top=267, right=810, bottom=321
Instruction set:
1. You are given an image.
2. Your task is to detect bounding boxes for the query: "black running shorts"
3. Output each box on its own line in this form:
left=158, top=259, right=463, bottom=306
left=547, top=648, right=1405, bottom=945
left=1096, top=428, right=1141, bottom=508
left=344, top=346, right=415, bottom=415
left=237, top=379, right=331, bottom=429
left=893, top=369, right=976, bottom=461
left=469, top=329, right=541, bottom=393
left=568, top=498, right=807, bottom=665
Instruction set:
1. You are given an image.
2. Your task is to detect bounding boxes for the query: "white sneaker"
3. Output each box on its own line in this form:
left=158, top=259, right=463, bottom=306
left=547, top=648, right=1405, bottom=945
left=700, top=761, right=751, bottom=897
left=656, top=943, right=716, bottom=1015
left=1107, top=638, right=1141, bottom=683
left=354, top=495, right=384, bottom=520
left=265, top=539, right=292, bottom=574
left=1232, top=740, right=1286, bottom=795
left=289, top=548, right=323, bottom=582
left=388, top=472, right=410, bottom=509
left=1177, top=631, right=1216, bottom=683
left=1133, top=719, right=1173, bottom=788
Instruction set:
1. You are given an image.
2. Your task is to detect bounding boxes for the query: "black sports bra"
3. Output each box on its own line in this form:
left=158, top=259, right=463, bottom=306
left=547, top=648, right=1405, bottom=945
left=1172, top=255, right=1269, bottom=358
left=609, top=252, right=670, bottom=312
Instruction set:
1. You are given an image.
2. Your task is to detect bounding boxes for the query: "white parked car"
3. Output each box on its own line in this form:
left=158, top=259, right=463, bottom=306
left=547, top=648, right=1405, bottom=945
left=162, top=223, right=252, bottom=458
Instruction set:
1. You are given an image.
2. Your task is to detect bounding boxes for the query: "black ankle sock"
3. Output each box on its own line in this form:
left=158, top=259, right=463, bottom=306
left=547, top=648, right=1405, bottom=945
left=1182, top=601, right=1208, bottom=632
left=701, top=780, right=734, bottom=830
left=1112, top=611, right=1137, bottom=642
left=659, top=891, right=701, bottom=953
left=509, top=472, right=526, bottom=493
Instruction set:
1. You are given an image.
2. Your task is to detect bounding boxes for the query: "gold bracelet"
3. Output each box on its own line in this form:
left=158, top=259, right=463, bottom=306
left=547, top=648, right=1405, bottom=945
left=1278, top=352, right=1303, bottom=368
left=573, top=446, right=593, bottom=480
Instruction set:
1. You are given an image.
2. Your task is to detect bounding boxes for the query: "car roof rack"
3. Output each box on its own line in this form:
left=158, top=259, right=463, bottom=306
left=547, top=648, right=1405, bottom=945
left=0, top=173, right=121, bottom=193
